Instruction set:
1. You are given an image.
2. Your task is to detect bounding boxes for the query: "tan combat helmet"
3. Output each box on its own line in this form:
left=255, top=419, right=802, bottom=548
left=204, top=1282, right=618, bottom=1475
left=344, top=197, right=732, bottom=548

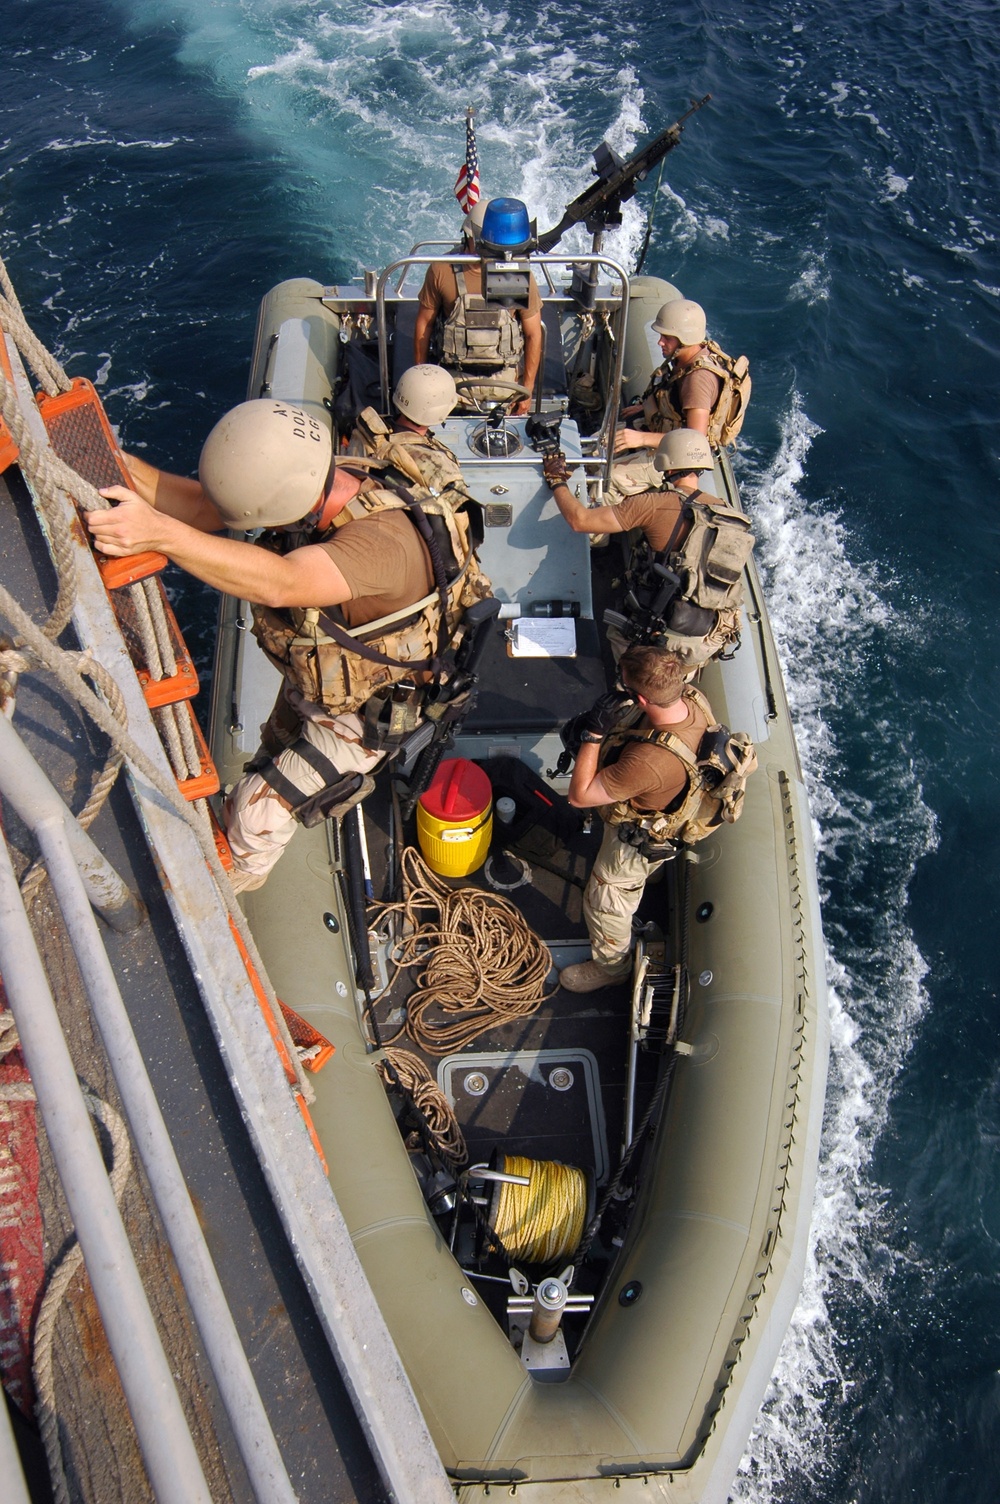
left=199, top=399, right=333, bottom=528
left=654, top=427, right=714, bottom=473
left=461, top=197, right=492, bottom=245
left=651, top=298, right=707, bottom=346
left=393, top=365, right=458, bottom=426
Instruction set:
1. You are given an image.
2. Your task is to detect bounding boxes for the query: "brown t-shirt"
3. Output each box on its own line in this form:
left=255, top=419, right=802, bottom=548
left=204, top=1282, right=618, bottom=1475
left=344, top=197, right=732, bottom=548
left=674, top=364, right=723, bottom=415
left=613, top=487, right=692, bottom=552
left=318, top=509, right=433, bottom=628
left=417, top=260, right=542, bottom=318
left=601, top=696, right=711, bottom=812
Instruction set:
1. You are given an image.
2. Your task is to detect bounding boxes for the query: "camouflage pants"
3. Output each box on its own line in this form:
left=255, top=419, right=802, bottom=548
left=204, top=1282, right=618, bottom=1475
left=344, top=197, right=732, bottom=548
left=224, top=683, right=382, bottom=881
left=582, top=820, right=666, bottom=974
left=604, top=450, right=662, bottom=499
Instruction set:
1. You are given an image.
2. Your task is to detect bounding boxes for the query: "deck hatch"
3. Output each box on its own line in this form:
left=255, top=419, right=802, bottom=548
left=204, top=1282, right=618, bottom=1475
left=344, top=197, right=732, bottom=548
left=438, top=1047, right=609, bottom=1185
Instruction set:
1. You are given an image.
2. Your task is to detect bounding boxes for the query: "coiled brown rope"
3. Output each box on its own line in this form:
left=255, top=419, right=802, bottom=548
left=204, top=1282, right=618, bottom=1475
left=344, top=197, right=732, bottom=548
left=376, top=1046, right=468, bottom=1168
left=375, top=846, right=555, bottom=1056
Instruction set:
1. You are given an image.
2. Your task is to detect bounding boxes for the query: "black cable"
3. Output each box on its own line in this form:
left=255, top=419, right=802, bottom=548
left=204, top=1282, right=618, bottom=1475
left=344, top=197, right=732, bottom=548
left=634, top=155, right=669, bottom=276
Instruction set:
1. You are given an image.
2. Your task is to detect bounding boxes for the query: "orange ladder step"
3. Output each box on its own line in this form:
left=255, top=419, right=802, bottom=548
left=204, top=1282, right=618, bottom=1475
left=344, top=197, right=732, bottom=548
left=36, top=377, right=168, bottom=581
left=0, top=336, right=19, bottom=473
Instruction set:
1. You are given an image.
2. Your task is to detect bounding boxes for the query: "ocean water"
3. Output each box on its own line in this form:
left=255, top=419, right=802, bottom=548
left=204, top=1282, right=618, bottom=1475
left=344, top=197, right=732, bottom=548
left=3, top=2, right=999, bottom=1500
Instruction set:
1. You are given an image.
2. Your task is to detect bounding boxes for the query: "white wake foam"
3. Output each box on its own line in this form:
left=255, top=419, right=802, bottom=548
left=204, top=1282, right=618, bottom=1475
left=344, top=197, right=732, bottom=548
left=729, top=398, right=937, bottom=1500
left=124, top=0, right=655, bottom=267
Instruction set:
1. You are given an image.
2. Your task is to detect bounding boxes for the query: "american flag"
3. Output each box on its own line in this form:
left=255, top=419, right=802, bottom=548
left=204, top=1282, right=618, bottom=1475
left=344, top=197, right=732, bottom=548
left=454, top=109, right=480, bottom=213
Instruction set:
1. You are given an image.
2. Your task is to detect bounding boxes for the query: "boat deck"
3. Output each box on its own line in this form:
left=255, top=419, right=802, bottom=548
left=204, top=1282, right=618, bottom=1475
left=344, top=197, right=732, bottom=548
left=358, top=748, right=674, bottom=1338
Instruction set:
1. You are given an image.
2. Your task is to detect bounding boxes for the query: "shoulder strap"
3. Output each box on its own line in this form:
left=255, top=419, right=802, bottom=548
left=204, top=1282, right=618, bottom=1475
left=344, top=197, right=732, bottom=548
left=659, top=495, right=693, bottom=559
left=685, top=349, right=729, bottom=380
left=636, top=727, right=699, bottom=766
left=320, top=472, right=471, bottom=671
left=382, top=439, right=430, bottom=490
left=356, top=406, right=390, bottom=441
left=602, top=723, right=698, bottom=767
left=325, top=484, right=407, bottom=531
left=682, top=683, right=714, bottom=718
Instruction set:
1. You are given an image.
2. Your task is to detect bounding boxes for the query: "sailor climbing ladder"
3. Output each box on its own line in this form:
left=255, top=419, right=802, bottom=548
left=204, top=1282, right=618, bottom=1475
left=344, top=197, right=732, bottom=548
left=0, top=258, right=454, bottom=1504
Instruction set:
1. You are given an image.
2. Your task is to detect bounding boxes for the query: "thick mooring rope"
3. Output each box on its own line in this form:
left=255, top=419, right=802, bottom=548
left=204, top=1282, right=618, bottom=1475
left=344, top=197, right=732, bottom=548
left=0, top=251, right=181, bottom=830
left=31, top=1090, right=133, bottom=1504
left=375, top=846, right=555, bottom=1056
left=0, top=249, right=203, bottom=808
left=1, top=1012, right=131, bottom=1504
left=0, top=582, right=310, bottom=1101
left=12, top=650, right=127, bottom=911
left=0, top=253, right=308, bottom=1094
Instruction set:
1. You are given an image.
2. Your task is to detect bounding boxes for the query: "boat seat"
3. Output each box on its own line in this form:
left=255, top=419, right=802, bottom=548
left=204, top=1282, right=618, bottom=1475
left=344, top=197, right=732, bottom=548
left=332, top=341, right=381, bottom=436
left=391, top=301, right=420, bottom=387
left=539, top=302, right=567, bottom=398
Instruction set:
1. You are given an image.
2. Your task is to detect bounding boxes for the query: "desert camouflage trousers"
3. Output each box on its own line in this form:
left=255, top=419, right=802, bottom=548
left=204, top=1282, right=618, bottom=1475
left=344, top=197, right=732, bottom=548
left=604, top=450, right=662, bottom=499
left=224, top=682, right=382, bottom=882
left=582, top=820, right=666, bottom=975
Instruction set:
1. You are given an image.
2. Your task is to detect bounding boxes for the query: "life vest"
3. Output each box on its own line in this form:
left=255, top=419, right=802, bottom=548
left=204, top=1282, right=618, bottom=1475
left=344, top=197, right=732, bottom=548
left=641, top=340, right=752, bottom=447
left=250, top=480, right=492, bottom=721
left=611, top=490, right=756, bottom=666
left=349, top=409, right=468, bottom=497
left=598, top=687, right=757, bottom=849
left=440, top=268, right=523, bottom=372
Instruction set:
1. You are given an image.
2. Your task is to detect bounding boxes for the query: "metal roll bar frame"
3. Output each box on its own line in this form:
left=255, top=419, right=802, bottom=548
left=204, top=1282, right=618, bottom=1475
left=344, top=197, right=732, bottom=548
left=374, top=251, right=632, bottom=492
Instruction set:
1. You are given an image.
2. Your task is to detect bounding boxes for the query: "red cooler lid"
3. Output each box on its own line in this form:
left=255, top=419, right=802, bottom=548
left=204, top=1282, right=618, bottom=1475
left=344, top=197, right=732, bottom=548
left=419, top=758, right=492, bottom=822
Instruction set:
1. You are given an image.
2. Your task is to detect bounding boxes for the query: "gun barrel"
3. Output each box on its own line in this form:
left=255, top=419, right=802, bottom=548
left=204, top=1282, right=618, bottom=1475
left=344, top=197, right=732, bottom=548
left=536, top=95, right=711, bottom=253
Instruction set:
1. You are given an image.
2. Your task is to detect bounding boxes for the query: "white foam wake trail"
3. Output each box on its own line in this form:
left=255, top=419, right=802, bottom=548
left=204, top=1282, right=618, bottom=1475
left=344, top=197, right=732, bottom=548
left=730, top=399, right=937, bottom=1500
left=124, top=0, right=651, bottom=267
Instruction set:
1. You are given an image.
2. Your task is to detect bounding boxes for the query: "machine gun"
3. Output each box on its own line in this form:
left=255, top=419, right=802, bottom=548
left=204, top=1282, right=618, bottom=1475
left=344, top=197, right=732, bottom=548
left=617, top=556, right=685, bottom=643
left=535, top=95, right=711, bottom=254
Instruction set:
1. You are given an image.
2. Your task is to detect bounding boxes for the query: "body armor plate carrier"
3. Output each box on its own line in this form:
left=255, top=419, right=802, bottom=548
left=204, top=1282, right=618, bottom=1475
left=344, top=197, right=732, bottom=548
left=599, top=687, right=758, bottom=855
left=641, top=340, right=752, bottom=447
left=440, top=269, right=522, bottom=372
left=608, top=490, right=756, bottom=667
left=348, top=409, right=468, bottom=497
left=250, top=475, right=491, bottom=739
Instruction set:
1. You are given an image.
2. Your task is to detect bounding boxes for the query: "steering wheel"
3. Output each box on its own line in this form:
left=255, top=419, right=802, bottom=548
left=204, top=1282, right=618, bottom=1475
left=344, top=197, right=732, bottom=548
left=452, top=377, right=532, bottom=416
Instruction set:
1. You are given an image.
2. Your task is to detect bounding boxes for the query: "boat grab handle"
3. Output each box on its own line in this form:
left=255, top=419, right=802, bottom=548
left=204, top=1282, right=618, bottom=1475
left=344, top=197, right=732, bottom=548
left=464, top=1164, right=532, bottom=1187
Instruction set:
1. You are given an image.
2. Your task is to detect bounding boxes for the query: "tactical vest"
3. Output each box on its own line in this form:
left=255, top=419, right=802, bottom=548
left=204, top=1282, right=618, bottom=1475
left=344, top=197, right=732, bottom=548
left=642, top=340, right=752, bottom=447
left=349, top=409, right=467, bottom=496
left=250, top=483, right=491, bottom=716
left=613, top=490, right=756, bottom=666
left=599, top=687, right=758, bottom=848
left=440, top=268, right=522, bottom=372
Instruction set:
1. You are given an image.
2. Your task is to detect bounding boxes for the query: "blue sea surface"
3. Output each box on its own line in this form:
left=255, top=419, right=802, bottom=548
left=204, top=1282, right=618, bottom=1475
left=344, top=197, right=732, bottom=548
left=2, top=1, right=999, bottom=1499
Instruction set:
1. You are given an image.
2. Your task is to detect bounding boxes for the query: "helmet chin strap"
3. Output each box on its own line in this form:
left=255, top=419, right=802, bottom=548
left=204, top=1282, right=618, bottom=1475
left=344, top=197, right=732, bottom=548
left=312, top=467, right=363, bottom=531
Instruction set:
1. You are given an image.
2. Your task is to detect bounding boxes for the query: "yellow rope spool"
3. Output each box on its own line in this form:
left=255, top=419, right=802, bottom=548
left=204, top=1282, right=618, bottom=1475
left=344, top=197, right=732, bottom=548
left=490, top=1155, right=588, bottom=1265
